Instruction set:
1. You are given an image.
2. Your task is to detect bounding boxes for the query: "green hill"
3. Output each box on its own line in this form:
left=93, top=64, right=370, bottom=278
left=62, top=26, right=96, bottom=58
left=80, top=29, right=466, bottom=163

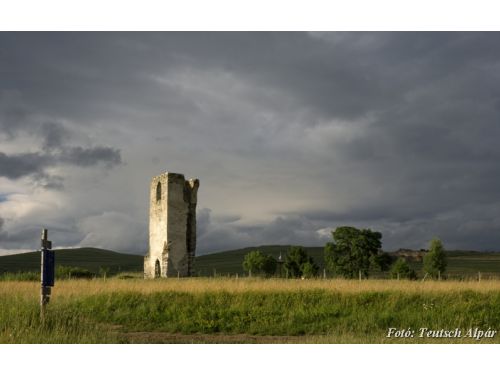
left=0, top=245, right=321, bottom=277
left=194, top=245, right=325, bottom=276
left=194, top=246, right=500, bottom=278
left=0, top=248, right=143, bottom=275
left=2, top=245, right=500, bottom=279
left=406, top=250, right=500, bottom=277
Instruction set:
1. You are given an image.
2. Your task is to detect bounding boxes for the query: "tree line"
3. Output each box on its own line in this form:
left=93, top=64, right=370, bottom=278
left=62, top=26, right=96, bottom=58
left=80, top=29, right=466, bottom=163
left=242, top=226, right=447, bottom=279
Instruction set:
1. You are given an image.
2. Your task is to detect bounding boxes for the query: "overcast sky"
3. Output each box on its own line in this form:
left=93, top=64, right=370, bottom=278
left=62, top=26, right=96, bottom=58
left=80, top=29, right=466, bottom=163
left=1, top=32, right=500, bottom=255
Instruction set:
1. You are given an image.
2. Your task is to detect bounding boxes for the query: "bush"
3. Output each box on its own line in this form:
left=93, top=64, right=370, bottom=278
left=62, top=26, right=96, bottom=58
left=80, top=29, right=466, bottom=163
left=242, top=250, right=277, bottom=277
left=56, top=266, right=95, bottom=279
left=284, top=247, right=319, bottom=278
left=390, top=258, right=417, bottom=280
left=261, top=255, right=277, bottom=277
left=300, top=262, right=318, bottom=279
left=370, top=251, right=394, bottom=272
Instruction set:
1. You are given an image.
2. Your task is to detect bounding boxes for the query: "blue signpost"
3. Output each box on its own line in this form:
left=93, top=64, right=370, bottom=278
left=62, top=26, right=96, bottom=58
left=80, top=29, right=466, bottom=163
left=40, top=229, right=54, bottom=319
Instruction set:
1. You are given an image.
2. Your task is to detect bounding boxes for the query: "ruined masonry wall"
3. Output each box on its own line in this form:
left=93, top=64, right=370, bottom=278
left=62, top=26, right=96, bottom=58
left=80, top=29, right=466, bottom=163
left=144, top=172, right=199, bottom=278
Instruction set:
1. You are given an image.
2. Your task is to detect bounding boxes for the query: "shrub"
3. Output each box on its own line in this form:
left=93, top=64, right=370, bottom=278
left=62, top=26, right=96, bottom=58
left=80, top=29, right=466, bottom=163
left=56, top=266, right=95, bottom=279
left=242, top=250, right=277, bottom=277
left=370, top=251, right=394, bottom=272
left=300, top=262, right=318, bottom=279
left=284, top=247, right=319, bottom=278
left=390, top=258, right=417, bottom=280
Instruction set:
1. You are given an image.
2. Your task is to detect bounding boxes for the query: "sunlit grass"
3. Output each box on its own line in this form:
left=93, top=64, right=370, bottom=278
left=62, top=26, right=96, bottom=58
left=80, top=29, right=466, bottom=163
left=1, top=277, right=500, bottom=343
left=3, top=277, right=500, bottom=298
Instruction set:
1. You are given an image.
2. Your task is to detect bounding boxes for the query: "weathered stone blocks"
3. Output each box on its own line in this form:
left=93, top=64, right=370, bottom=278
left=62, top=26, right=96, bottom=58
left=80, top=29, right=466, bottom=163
left=144, top=172, right=199, bottom=278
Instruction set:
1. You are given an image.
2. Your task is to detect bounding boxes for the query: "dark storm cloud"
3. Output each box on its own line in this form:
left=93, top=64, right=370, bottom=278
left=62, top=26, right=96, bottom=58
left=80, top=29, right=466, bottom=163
left=0, top=224, right=39, bottom=243
left=0, top=100, right=121, bottom=184
left=0, top=151, right=51, bottom=179
left=0, top=147, right=121, bottom=180
left=1, top=32, right=499, bottom=122
left=2, top=32, right=500, bottom=253
left=1, top=32, right=424, bottom=123
left=59, top=146, right=122, bottom=168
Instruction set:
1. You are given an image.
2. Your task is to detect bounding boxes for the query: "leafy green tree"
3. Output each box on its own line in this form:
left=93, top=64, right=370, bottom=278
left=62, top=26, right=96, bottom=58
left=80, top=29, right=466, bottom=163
left=370, top=251, right=394, bottom=272
left=300, top=262, right=319, bottom=279
left=243, top=250, right=265, bottom=276
left=284, top=246, right=318, bottom=278
left=243, top=250, right=277, bottom=277
left=423, top=238, right=447, bottom=278
left=390, top=258, right=417, bottom=280
left=324, top=226, right=382, bottom=278
left=261, top=255, right=277, bottom=276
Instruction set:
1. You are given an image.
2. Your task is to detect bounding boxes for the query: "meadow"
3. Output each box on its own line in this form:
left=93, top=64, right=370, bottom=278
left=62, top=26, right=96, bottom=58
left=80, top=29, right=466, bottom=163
left=1, top=277, right=500, bottom=343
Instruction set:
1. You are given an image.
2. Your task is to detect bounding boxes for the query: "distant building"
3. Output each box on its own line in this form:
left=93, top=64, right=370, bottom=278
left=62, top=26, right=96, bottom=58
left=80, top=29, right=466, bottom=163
left=393, top=248, right=427, bottom=261
left=144, top=172, right=199, bottom=278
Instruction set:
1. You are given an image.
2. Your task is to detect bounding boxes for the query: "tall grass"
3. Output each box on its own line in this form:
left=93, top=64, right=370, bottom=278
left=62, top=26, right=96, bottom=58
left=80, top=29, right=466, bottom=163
left=0, top=271, right=39, bottom=281
left=1, top=278, right=500, bottom=343
left=0, top=292, right=117, bottom=343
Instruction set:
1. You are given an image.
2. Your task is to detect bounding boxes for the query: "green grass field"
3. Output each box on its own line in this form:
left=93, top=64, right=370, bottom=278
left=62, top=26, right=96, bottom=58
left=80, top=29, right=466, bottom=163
left=2, top=246, right=500, bottom=343
left=1, top=278, right=500, bottom=343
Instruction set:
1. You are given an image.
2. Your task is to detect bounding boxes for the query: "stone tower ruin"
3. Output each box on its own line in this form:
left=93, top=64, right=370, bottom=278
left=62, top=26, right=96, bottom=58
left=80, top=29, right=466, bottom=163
left=144, top=172, right=199, bottom=278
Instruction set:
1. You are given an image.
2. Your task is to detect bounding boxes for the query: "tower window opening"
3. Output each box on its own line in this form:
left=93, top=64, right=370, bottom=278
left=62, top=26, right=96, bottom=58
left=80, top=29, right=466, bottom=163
left=156, top=181, right=162, bottom=202
left=155, top=259, right=161, bottom=278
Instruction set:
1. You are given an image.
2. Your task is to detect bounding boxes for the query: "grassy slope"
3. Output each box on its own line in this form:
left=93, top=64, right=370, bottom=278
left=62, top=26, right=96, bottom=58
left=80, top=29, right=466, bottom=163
left=0, top=248, right=143, bottom=275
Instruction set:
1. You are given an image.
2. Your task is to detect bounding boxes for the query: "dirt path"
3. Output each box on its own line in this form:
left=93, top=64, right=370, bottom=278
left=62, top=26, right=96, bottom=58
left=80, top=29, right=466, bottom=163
left=120, top=331, right=310, bottom=344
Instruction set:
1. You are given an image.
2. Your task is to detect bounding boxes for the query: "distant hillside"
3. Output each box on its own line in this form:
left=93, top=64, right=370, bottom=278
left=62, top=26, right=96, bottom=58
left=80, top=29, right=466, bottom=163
left=194, top=245, right=325, bottom=276
left=195, top=246, right=500, bottom=278
left=0, top=248, right=143, bottom=275
left=0, top=245, right=320, bottom=277
left=2, top=245, right=500, bottom=278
